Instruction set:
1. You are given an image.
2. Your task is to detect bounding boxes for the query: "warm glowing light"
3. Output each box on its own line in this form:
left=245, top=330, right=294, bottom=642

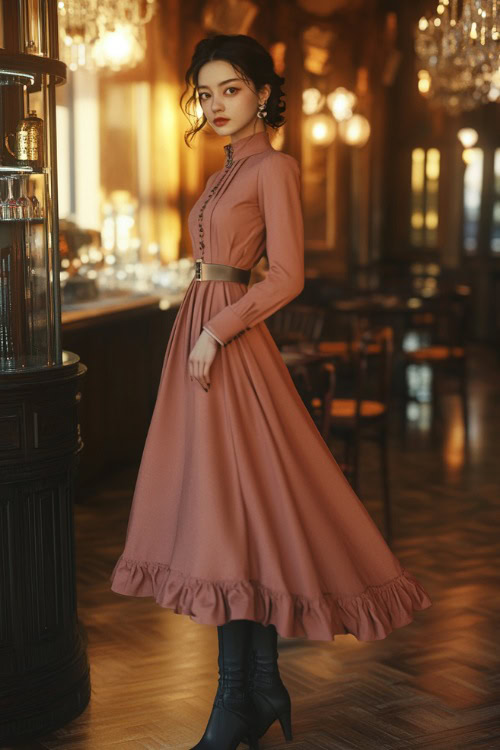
left=426, top=149, right=440, bottom=180
left=418, top=79, right=431, bottom=93
left=326, top=88, right=357, bottom=122
left=457, top=127, right=479, bottom=148
left=338, top=114, right=371, bottom=147
left=425, top=210, right=439, bottom=230
left=462, top=147, right=477, bottom=164
left=302, top=88, right=326, bottom=115
left=419, top=17, right=429, bottom=31
left=304, top=114, right=337, bottom=146
left=57, top=0, right=156, bottom=72
left=407, top=297, right=423, bottom=308
left=92, top=24, right=144, bottom=70
left=412, top=211, right=425, bottom=229
left=412, top=148, right=425, bottom=190
left=89, top=247, right=103, bottom=262
left=195, top=99, right=203, bottom=119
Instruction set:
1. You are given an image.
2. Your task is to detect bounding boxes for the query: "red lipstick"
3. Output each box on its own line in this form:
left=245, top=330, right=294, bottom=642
left=214, top=117, right=229, bottom=125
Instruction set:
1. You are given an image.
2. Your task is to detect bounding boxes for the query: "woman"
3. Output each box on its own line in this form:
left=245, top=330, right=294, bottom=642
left=110, top=33, right=432, bottom=750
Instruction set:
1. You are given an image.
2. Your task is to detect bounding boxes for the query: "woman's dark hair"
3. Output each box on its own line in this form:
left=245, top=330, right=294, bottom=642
left=180, top=34, right=286, bottom=147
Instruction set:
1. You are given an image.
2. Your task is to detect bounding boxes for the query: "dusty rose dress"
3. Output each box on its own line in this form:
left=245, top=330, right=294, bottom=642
left=109, top=129, right=432, bottom=641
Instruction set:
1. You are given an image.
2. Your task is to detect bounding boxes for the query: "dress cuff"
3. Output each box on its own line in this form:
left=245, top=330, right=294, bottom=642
left=203, top=326, right=224, bottom=346
left=202, top=306, right=250, bottom=346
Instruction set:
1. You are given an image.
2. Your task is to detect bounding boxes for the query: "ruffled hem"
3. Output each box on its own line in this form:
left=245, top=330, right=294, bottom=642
left=110, top=556, right=432, bottom=641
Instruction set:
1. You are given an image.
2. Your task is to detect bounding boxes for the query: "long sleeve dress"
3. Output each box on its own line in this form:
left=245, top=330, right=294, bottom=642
left=109, top=128, right=432, bottom=641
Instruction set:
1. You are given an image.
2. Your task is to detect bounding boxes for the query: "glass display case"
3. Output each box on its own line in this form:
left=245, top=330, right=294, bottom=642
left=0, top=45, right=66, bottom=371
left=0, top=3, right=90, bottom=744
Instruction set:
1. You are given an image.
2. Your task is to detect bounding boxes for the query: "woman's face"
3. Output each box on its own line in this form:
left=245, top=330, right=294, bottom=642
left=197, top=59, right=270, bottom=140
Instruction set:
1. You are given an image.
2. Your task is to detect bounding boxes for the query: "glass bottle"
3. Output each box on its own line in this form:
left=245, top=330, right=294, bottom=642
left=16, top=175, right=32, bottom=219
left=30, top=191, right=41, bottom=218
left=0, top=178, right=7, bottom=220
left=5, top=177, right=18, bottom=220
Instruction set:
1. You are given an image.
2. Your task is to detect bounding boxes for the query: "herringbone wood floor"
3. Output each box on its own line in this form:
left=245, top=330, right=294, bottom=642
left=6, top=343, right=500, bottom=749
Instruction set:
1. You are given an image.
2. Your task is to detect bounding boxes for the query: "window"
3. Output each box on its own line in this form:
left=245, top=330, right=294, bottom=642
left=463, top=147, right=484, bottom=255
left=411, top=147, right=440, bottom=248
left=491, top=148, right=500, bottom=255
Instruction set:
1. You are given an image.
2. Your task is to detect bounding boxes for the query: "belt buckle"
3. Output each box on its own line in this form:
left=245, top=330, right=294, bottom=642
left=195, top=259, right=202, bottom=281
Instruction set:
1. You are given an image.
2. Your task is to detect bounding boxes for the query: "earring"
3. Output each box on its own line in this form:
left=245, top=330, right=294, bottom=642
left=257, top=100, right=268, bottom=119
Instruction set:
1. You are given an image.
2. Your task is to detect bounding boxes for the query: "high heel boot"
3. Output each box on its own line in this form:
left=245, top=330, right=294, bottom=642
left=190, top=619, right=260, bottom=750
left=242, top=622, right=293, bottom=744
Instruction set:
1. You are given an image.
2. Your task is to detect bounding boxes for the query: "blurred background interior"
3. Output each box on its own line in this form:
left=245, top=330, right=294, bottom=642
left=2, top=0, right=500, bottom=747
left=3, top=0, right=499, bottom=484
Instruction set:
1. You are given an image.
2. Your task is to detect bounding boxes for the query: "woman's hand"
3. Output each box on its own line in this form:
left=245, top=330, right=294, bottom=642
left=188, top=330, right=220, bottom=391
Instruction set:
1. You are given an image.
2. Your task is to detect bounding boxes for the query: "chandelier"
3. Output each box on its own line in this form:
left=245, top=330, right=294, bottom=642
left=57, top=0, right=157, bottom=73
left=414, top=0, right=500, bottom=114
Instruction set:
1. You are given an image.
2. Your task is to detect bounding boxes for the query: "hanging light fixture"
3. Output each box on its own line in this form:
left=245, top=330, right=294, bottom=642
left=302, top=88, right=326, bottom=115
left=414, top=0, right=500, bottom=114
left=338, top=114, right=371, bottom=147
left=326, top=87, right=358, bottom=121
left=457, top=127, right=479, bottom=147
left=303, top=85, right=370, bottom=148
left=58, top=0, right=157, bottom=72
left=304, top=114, right=337, bottom=146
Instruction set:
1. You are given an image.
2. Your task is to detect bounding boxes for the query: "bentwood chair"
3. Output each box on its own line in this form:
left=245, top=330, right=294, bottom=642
left=267, top=304, right=326, bottom=349
left=286, top=356, right=336, bottom=442
left=402, top=292, right=470, bottom=441
left=327, top=326, right=395, bottom=543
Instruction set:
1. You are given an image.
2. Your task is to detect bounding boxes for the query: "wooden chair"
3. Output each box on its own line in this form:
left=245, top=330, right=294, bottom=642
left=315, top=313, right=384, bottom=361
left=327, top=326, right=395, bottom=543
left=402, top=293, right=469, bottom=440
left=267, top=304, right=326, bottom=349
left=287, top=358, right=336, bottom=442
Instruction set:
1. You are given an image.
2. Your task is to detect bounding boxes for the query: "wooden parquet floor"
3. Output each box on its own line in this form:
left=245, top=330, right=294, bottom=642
left=6, top=343, right=500, bottom=750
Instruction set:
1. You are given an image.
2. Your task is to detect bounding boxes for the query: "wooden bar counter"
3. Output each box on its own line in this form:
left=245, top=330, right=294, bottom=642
left=62, top=289, right=184, bottom=489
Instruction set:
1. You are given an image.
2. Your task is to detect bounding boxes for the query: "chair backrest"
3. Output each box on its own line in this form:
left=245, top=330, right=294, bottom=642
left=426, top=293, right=469, bottom=348
left=289, top=358, right=336, bottom=440
left=267, top=304, right=326, bottom=348
left=351, top=326, right=394, bottom=418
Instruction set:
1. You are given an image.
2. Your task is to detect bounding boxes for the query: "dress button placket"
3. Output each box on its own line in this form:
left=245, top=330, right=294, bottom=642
left=197, top=143, right=234, bottom=261
left=198, top=143, right=236, bottom=346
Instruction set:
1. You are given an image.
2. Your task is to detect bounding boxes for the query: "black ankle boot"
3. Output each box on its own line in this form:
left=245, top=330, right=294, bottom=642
left=242, top=622, right=293, bottom=744
left=190, top=619, right=260, bottom=750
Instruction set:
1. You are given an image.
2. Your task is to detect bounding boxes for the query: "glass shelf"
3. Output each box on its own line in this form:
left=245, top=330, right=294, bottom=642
left=0, top=52, right=66, bottom=90
left=0, top=70, right=35, bottom=86
left=0, top=166, right=46, bottom=174
left=0, top=217, right=45, bottom=223
left=0, top=50, right=66, bottom=372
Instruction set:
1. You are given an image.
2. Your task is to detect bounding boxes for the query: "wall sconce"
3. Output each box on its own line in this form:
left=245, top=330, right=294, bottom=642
left=457, top=128, right=479, bottom=148
left=327, top=87, right=357, bottom=121
left=302, top=86, right=370, bottom=148
left=302, top=87, right=326, bottom=115
left=338, top=114, right=371, bottom=147
left=304, top=114, right=337, bottom=146
left=418, top=69, right=431, bottom=94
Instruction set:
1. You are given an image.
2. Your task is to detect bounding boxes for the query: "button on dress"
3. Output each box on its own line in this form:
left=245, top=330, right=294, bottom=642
left=109, top=129, right=432, bottom=641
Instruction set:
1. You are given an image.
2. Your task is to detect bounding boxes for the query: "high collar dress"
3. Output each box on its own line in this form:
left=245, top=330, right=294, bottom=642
left=109, top=129, right=432, bottom=641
